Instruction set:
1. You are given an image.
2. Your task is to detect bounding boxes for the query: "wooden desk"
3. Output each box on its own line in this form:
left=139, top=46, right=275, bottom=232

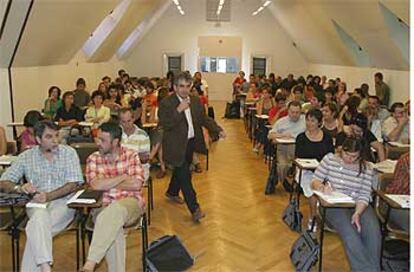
left=67, top=190, right=103, bottom=269
left=386, top=142, right=409, bottom=160
left=0, top=155, right=18, bottom=167
left=292, top=159, right=319, bottom=207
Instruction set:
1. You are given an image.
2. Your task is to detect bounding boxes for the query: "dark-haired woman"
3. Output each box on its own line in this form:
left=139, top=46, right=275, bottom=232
left=321, top=102, right=339, bottom=139
left=336, top=113, right=385, bottom=162
left=295, top=109, right=334, bottom=230
left=311, top=138, right=381, bottom=271
left=55, top=91, right=84, bottom=127
left=85, top=90, right=110, bottom=129
left=19, top=110, right=44, bottom=150
left=43, top=86, right=62, bottom=119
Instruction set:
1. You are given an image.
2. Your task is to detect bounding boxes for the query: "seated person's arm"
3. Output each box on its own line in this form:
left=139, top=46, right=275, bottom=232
left=0, top=180, right=18, bottom=193
left=34, top=182, right=79, bottom=203
left=0, top=157, right=26, bottom=193
left=268, top=131, right=292, bottom=140
left=58, top=118, right=78, bottom=127
left=351, top=201, right=368, bottom=232
left=371, top=141, right=385, bottom=162
left=117, top=152, right=144, bottom=191
left=89, top=175, right=126, bottom=191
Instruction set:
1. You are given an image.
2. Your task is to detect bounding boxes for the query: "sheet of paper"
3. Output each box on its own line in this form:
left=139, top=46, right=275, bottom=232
left=67, top=189, right=97, bottom=204
left=385, top=194, right=410, bottom=208
left=388, top=142, right=410, bottom=148
left=314, top=190, right=354, bottom=204
left=26, top=201, right=48, bottom=208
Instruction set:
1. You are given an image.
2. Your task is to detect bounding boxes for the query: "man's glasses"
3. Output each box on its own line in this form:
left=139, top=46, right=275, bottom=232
left=178, top=84, right=191, bottom=88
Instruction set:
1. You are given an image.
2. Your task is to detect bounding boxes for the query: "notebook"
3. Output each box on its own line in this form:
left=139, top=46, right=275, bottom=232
left=313, top=190, right=354, bottom=204
left=67, top=189, right=102, bottom=204
left=373, top=160, right=397, bottom=174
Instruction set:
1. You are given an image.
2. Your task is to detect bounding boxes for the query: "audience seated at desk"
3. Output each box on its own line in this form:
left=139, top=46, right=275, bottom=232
left=295, top=109, right=334, bottom=230
left=0, top=120, right=83, bottom=272
left=336, top=113, right=385, bottom=162
left=268, top=101, right=305, bottom=183
left=73, top=78, right=91, bottom=111
left=84, top=90, right=111, bottom=129
left=43, top=86, right=62, bottom=120
left=55, top=91, right=84, bottom=127
left=82, top=122, right=145, bottom=272
left=321, top=102, right=339, bottom=139
left=311, top=138, right=381, bottom=272
left=382, top=102, right=410, bottom=144
left=19, top=110, right=44, bottom=151
left=104, top=83, right=123, bottom=117
left=368, top=95, right=390, bottom=123
left=268, top=93, right=288, bottom=125
left=384, top=152, right=410, bottom=232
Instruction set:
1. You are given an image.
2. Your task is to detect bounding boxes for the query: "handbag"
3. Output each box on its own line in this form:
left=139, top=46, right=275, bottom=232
left=282, top=194, right=303, bottom=233
left=290, top=219, right=320, bottom=271
left=146, top=235, right=194, bottom=272
left=265, top=159, right=278, bottom=194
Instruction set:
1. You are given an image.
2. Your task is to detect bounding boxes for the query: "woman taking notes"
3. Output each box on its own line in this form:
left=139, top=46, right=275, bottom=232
left=311, top=137, right=381, bottom=271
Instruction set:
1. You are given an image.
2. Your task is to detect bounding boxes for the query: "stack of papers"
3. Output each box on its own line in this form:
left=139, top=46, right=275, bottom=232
left=385, top=194, right=410, bottom=208
left=373, top=160, right=397, bottom=174
left=275, top=138, right=296, bottom=144
left=67, top=189, right=97, bottom=204
left=255, top=114, right=269, bottom=119
left=295, top=159, right=319, bottom=169
left=388, top=142, right=410, bottom=148
left=314, top=190, right=355, bottom=204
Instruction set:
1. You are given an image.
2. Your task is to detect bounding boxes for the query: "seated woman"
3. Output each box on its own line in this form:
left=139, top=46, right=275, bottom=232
left=19, top=110, right=44, bottom=150
left=338, top=96, right=361, bottom=131
left=246, top=82, right=260, bottom=103
left=103, top=83, right=122, bottom=117
left=295, top=108, right=334, bottom=230
left=253, top=87, right=275, bottom=153
left=336, top=113, right=385, bottom=162
left=362, top=106, right=383, bottom=142
left=43, top=86, right=62, bottom=119
left=141, top=81, right=158, bottom=124
left=55, top=91, right=84, bottom=127
left=311, top=138, right=381, bottom=272
left=321, top=102, right=339, bottom=139
left=268, top=94, right=287, bottom=125
left=0, top=126, right=8, bottom=155
left=84, top=90, right=111, bottom=129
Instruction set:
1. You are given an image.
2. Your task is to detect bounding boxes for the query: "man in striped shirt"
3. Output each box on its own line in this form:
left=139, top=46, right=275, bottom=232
left=82, top=122, right=145, bottom=272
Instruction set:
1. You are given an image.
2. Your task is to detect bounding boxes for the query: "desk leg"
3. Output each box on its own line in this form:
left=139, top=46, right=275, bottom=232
left=318, top=207, right=326, bottom=272
left=297, top=168, right=302, bottom=208
left=80, top=213, right=87, bottom=265
left=9, top=205, right=19, bottom=272
left=141, top=213, right=148, bottom=271
left=380, top=205, right=391, bottom=269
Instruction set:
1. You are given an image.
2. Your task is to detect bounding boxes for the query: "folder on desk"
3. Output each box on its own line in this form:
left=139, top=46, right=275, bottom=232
left=314, top=191, right=354, bottom=204
left=67, top=189, right=102, bottom=204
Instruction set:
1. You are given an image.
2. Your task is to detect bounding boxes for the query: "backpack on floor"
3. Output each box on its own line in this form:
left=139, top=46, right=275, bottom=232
left=224, top=101, right=240, bottom=119
left=382, top=240, right=410, bottom=272
left=208, top=106, right=215, bottom=120
left=282, top=194, right=303, bottom=233
left=146, top=235, right=194, bottom=272
left=290, top=219, right=320, bottom=271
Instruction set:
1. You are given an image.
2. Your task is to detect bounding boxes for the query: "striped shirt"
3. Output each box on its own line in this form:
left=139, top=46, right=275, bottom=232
left=0, top=145, right=83, bottom=192
left=313, top=153, right=375, bottom=204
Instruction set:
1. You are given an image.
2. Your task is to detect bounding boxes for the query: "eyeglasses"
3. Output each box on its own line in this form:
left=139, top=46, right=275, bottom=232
left=178, top=84, right=191, bottom=88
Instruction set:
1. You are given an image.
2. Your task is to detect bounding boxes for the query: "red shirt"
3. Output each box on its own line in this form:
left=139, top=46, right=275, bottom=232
left=268, top=106, right=288, bottom=123
left=233, top=77, right=246, bottom=86
left=199, top=95, right=208, bottom=106
left=386, top=153, right=410, bottom=194
left=86, top=147, right=145, bottom=207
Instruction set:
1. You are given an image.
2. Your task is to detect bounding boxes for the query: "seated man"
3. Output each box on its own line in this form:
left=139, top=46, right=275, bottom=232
left=0, top=120, right=83, bottom=272
left=119, top=108, right=151, bottom=181
left=368, top=95, right=389, bottom=123
left=82, top=122, right=145, bottom=272
left=382, top=102, right=409, bottom=144
left=268, top=101, right=305, bottom=183
left=385, top=152, right=409, bottom=232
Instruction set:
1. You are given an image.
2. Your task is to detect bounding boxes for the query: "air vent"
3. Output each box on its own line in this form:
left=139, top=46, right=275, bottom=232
left=206, top=0, right=231, bottom=22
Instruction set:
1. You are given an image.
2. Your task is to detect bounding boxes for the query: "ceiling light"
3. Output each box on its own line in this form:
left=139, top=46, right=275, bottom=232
left=179, top=10, right=184, bottom=15
left=219, top=0, right=225, bottom=5
left=172, top=0, right=179, bottom=5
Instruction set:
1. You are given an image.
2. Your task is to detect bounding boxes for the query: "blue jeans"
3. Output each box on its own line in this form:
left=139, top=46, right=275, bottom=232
left=325, top=205, right=381, bottom=272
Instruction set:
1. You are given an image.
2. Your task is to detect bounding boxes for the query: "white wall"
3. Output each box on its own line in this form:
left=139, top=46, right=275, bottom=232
left=0, top=68, right=13, bottom=139
left=125, top=0, right=308, bottom=101
left=308, top=63, right=409, bottom=104
left=11, top=53, right=126, bottom=122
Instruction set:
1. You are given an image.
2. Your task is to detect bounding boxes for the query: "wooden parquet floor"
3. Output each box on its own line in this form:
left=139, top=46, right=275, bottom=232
left=0, top=101, right=350, bottom=271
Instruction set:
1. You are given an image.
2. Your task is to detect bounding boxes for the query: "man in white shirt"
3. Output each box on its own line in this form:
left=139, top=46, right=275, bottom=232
left=268, top=101, right=306, bottom=184
left=382, top=102, right=409, bottom=144
left=119, top=109, right=151, bottom=181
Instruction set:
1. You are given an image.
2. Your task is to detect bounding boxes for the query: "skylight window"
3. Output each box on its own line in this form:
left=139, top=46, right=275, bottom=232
left=82, top=0, right=131, bottom=58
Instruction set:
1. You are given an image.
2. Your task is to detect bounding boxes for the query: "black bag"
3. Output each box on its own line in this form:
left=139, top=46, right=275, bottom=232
left=290, top=220, right=320, bottom=271
left=265, top=159, right=278, bottom=194
left=382, top=240, right=409, bottom=272
left=207, top=106, right=215, bottom=120
left=224, top=101, right=240, bottom=119
left=282, top=195, right=303, bottom=233
left=67, top=126, right=93, bottom=144
left=146, top=235, right=194, bottom=272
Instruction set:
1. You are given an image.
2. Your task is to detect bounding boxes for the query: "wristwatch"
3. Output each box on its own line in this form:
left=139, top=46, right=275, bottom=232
left=13, top=184, right=21, bottom=193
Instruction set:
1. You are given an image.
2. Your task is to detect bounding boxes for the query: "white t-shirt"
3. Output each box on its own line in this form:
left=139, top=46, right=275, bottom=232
left=382, top=116, right=409, bottom=143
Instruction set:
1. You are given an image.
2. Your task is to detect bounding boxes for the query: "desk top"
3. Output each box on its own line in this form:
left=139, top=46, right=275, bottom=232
left=376, top=190, right=410, bottom=209
left=387, top=142, right=410, bottom=148
left=0, top=155, right=18, bottom=166
left=294, top=158, right=319, bottom=170
left=273, top=137, right=296, bottom=144
left=67, top=189, right=103, bottom=209
left=142, top=122, right=158, bottom=128
left=7, top=122, right=24, bottom=127
left=255, top=114, right=269, bottom=119
left=372, top=159, right=397, bottom=174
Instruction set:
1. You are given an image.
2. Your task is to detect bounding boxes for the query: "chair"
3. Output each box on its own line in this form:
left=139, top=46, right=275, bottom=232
left=70, top=142, right=98, bottom=173
left=375, top=174, right=409, bottom=268
left=143, top=176, right=154, bottom=225
left=84, top=211, right=149, bottom=270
